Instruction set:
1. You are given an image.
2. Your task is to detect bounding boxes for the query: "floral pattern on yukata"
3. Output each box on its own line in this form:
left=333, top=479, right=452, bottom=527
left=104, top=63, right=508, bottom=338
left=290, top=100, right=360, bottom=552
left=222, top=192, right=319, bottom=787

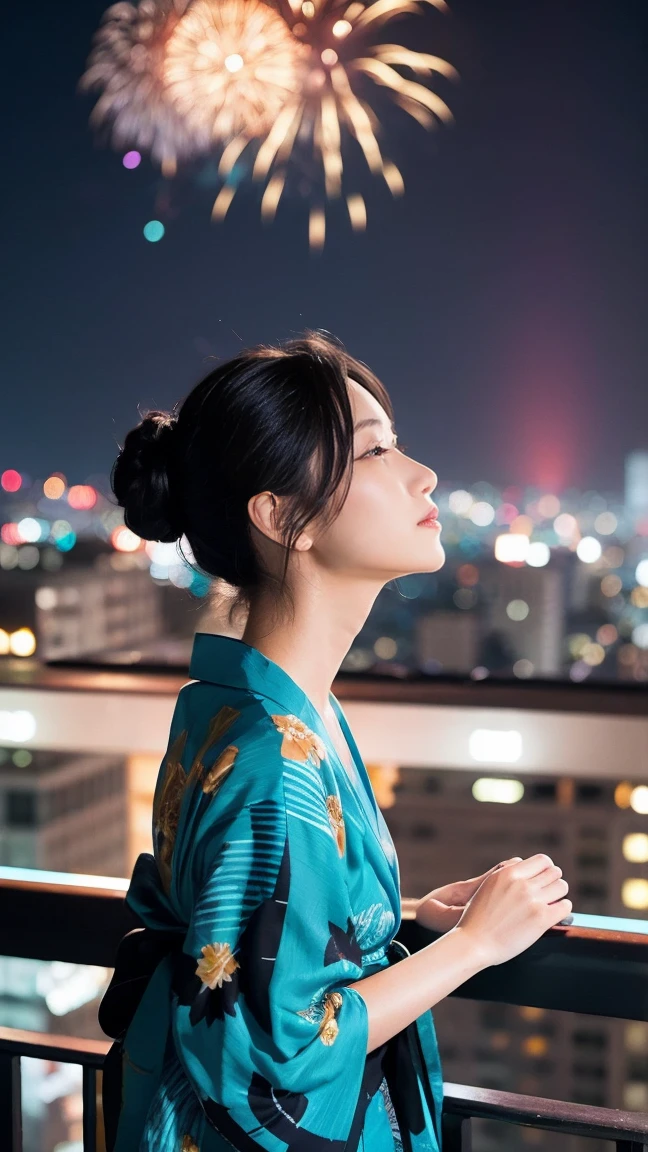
left=271, top=713, right=327, bottom=768
left=152, top=705, right=241, bottom=892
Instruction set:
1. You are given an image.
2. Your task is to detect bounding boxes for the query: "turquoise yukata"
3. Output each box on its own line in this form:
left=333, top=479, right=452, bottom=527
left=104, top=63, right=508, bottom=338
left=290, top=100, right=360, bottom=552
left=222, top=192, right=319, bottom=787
left=107, top=632, right=444, bottom=1152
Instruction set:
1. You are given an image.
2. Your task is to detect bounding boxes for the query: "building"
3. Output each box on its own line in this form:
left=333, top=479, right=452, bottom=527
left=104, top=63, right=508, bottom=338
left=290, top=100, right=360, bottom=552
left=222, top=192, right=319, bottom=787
left=0, top=747, right=127, bottom=875
left=375, top=763, right=648, bottom=1150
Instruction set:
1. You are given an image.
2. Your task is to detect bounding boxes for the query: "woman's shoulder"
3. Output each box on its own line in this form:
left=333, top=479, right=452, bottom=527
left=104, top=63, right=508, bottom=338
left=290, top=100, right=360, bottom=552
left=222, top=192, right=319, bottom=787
left=166, top=679, right=327, bottom=811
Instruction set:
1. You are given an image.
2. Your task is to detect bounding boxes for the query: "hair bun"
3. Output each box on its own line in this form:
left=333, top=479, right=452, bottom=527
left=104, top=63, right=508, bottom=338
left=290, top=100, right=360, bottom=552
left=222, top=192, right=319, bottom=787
left=111, top=410, right=183, bottom=542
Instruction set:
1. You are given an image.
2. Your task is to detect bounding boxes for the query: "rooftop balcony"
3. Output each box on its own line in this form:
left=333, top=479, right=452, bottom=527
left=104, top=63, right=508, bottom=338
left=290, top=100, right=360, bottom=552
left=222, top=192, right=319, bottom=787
left=0, top=658, right=647, bottom=1150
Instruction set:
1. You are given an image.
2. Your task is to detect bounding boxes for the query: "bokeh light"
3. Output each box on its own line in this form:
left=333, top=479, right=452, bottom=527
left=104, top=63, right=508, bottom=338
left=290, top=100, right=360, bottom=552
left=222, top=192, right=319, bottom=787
left=527, top=541, right=551, bottom=567
left=43, top=476, right=66, bottom=499
left=630, top=786, right=648, bottom=815
left=17, top=518, right=42, bottom=544
left=9, top=628, right=37, bottom=657
left=495, top=534, right=529, bottom=564
left=537, top=494, right=561, bottom=519
left=601, top=574, right=623, bottom=597
left=622, top=879, right=648, bottom=911
left=614, top=781, right=634, bottom=808
left=623, top=833, right=648, bottom=863
left=123, top=150, right=142, bottom=168
left=581, top=642, right=605, bottom=666
left=596, top=624, right=618, bottom=646
left=111, top=526, right=142, bottom=552
left=554, top=513, right=578, bottom=539
left=374, top=636, right=398, bottom=659
left=636, top=559, right=648, bottom=587
left=143, top=220, right=165, bottom=242
left=1, top=469, right=22, bottom=492
left=506, top=599, right=529, bottom=621
left=594, top=511, right=617, bottom=535
left=631, top=624, right=648, bottom=650
left=577, top=536, right=602, bottom=563
left=449, top=490, right=473, bottom=515
left=472, top=778, right=524, bottom=804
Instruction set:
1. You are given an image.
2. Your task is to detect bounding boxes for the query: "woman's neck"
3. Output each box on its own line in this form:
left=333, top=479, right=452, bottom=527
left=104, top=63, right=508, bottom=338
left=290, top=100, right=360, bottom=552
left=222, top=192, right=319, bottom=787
left=241, top=574, right=382, bottom=719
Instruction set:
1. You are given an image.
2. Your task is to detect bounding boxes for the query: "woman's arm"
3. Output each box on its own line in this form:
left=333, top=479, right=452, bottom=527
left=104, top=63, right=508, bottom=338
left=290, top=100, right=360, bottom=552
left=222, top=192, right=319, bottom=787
left=347, top=925, right=487, bottom=1053
left=351, top=852, right=573, bottom=1053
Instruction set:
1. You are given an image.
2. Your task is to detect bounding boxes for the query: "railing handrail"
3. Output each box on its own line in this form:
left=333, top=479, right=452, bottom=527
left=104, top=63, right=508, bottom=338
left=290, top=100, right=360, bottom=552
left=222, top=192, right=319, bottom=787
left=0, top=1026, right=646, bottom=1150
left=1, top=655, right=646, bottom=715
left=2, top=873, right=647, bottom=1021
left=0, top=1025, right=108, bottom=1068
left=442, top=1081, right=648, bottom=1143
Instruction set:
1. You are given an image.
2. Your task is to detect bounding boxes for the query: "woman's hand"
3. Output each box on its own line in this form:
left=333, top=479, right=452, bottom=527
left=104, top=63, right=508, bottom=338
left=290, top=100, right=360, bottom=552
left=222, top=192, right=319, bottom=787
left=414, top=858, right=523, bottom=932
left=455, top=854, right=573, bottom=967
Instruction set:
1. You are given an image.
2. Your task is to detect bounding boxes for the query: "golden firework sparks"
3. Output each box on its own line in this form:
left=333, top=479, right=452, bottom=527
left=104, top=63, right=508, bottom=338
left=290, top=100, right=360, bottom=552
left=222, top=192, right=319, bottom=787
left=81, top=0, right=458, bottom=247
left=163, top=0, right=309, bottom=140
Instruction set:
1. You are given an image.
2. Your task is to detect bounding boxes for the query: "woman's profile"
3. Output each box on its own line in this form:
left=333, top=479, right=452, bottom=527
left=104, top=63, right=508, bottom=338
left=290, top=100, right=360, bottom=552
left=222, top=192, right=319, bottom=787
left=100, top=331, right=572, bottom=1151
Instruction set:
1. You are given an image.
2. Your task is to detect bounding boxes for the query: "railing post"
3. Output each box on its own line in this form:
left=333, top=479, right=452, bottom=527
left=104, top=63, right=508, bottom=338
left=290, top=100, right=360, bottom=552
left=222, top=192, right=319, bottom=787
left=442, top=1112, right=472, bottom=1152
left=0, top=1051, right=22, bottom=1152
left=83, top=1064, right=98, bottom=1152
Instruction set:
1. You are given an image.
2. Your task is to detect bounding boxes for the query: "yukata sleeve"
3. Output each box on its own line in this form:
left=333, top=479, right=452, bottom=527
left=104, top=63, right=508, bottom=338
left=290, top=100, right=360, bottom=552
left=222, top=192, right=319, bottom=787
left=171, top=728, right=371, bottom=1151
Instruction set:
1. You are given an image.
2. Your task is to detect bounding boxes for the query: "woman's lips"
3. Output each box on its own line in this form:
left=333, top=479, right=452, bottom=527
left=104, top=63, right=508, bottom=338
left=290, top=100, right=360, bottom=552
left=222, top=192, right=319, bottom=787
left=418, top=507, right=441, bottom=528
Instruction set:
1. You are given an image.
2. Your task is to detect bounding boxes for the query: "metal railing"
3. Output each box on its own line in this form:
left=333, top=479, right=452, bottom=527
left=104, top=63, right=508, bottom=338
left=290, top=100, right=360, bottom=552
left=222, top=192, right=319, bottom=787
left=1, top=874, right=647, bottom=1150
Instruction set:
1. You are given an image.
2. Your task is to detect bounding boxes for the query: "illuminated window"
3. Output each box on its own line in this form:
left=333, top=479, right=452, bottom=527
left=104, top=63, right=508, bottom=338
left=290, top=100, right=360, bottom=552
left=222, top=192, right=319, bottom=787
left=622, top=878, right=648, bottom=910
left=623, top=833, right=648, bottom=863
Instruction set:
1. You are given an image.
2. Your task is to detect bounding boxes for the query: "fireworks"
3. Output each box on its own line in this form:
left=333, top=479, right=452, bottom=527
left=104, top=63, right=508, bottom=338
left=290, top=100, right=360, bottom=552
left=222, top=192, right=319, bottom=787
left=164, top=0, right=309, bottom=141
left=81, top=0, right=458, bottom=245
left=79, top=0, right=204, bottom=168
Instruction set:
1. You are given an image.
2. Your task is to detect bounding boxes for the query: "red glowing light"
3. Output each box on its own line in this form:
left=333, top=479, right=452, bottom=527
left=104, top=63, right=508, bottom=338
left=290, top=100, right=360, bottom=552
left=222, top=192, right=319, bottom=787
left=1, top=470, right=22, bottom=492
left=1, top=523, right=23, bottom=545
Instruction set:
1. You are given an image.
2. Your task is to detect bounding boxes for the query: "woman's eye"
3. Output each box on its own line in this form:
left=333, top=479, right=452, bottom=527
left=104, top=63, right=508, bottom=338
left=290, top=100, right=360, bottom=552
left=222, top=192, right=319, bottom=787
left=363, top=441, right=408, bottom=458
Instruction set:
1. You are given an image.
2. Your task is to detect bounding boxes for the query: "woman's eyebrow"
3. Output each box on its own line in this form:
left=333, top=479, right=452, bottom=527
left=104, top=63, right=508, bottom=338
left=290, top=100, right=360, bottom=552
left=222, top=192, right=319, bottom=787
left=353, top=417, right=396, bottom=435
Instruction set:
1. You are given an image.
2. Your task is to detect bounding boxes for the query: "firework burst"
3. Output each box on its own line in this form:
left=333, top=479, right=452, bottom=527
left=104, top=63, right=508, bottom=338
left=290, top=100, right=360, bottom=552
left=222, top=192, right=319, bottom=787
left=81, top=0, right=458, bottom=245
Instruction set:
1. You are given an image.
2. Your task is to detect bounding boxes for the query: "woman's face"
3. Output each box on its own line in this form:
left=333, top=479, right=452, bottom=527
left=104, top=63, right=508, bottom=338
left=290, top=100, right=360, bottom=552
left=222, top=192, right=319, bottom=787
left=310, top=377, right=445, bottom=582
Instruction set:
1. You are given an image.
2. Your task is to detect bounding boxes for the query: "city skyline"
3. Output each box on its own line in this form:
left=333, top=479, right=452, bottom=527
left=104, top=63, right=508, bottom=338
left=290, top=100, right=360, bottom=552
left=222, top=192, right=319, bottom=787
left=4, top=0, right=647, bottom=491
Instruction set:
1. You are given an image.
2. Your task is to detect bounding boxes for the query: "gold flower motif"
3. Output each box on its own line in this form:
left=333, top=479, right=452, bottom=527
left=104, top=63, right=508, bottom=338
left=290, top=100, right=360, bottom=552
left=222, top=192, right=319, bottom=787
left=297, top=990, right=343, bottom=1045
left=153, top=728, right=189, bottom=893
left=326, top=794, right=346, bottom=856
left=181, top=1137, right=200, bottom=1152
left=271, top=714, right=327, bottom=768
left=202, top=744, right=239, bottom=795
left=186, top=706, right=240, bottom=788
left=196, top=941, right=240, bottom=990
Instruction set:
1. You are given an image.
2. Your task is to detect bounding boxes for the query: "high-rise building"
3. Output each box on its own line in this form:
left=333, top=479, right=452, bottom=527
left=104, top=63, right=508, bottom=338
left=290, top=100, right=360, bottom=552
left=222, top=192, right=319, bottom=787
left=0, top=747, right=127, bottom=875
left=479, top=559, right=566, bottom=675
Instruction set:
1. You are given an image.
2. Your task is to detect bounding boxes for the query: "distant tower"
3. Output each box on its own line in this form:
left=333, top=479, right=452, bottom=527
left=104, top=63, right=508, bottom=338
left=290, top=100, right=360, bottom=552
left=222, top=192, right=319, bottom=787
left=625, top=451, right=648, bottom=520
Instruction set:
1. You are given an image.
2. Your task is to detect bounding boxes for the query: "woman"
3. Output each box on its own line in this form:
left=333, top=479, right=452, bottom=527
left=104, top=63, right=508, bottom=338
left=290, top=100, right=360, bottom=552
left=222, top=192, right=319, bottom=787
left=101, top=331, right=572, bottom=1152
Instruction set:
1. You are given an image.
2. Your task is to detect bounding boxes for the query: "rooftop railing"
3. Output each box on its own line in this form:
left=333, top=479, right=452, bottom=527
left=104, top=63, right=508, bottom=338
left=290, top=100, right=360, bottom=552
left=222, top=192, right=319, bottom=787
left=1, top=870, right=647, bottom=1151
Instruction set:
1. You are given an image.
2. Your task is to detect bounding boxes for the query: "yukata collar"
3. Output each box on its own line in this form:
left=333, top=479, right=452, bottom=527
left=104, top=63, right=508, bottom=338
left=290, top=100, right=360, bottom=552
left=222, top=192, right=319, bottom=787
left=188, top=631, right=337, bottom=733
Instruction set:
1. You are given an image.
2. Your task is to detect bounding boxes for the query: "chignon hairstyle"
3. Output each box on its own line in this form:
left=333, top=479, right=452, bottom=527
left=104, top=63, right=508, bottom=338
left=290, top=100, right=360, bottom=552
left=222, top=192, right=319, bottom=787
left=111, top=331, right=394, bottom=625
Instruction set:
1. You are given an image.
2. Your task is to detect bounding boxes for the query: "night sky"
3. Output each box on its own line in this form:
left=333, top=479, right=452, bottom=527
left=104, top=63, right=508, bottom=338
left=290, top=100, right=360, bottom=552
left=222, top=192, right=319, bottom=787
left=4, top=0, right=647, bottom=494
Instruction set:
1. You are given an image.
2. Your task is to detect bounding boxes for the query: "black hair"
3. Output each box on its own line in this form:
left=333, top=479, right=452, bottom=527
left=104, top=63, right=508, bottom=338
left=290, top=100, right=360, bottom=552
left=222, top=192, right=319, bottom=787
left=111, top=330, right=394, bottom=625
